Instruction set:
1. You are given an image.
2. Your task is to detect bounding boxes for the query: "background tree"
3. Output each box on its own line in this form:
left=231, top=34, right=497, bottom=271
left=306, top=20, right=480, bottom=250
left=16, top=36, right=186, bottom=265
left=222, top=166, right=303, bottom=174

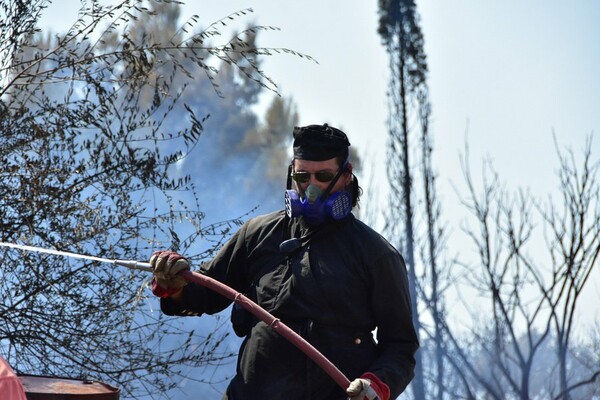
left=438, top=137, right=599, bottom=399
left=0, top=1, right=310, bottom=397
left=171, top=38, right=299, bottom=226
left=416, top=90, right=449, bottom=400
left=536, top=137, right=599, bottom=399
left=377, top=0, right=431, bottom=398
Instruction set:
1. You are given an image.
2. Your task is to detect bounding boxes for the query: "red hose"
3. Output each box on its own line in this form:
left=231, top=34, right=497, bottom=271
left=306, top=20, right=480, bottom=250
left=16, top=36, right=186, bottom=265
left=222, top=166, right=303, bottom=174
left=180, top=270, right=351, bottom=390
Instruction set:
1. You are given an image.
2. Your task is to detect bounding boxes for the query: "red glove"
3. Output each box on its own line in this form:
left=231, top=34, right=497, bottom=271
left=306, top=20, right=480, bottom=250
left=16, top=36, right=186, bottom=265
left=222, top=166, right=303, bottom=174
left=346, top=372, right=390, bottom=400
left=151, top=278, right=183, bottom=298
left=149, top=250, right=190, bottom=298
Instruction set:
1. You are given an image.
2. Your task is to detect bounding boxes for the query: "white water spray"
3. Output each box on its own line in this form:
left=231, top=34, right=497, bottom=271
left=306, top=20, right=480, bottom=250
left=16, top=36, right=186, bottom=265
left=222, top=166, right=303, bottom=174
left=0, top=242, right=152, bottom=272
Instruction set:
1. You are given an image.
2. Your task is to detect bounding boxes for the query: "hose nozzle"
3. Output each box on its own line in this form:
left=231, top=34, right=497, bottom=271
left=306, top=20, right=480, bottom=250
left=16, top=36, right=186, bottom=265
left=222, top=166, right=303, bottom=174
left=114, top=259, right=152, bottom=272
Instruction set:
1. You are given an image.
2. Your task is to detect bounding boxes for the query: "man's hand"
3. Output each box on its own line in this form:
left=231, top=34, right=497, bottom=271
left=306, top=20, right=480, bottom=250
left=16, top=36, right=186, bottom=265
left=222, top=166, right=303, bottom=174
left=149, top=250, right=190, bottom=298
left=346, top=373, right=390, bottom=400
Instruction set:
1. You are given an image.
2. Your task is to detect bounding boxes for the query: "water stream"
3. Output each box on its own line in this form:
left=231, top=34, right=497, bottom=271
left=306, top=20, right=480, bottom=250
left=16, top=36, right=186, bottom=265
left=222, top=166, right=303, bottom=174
left=0, top=242, right=151, bottom=271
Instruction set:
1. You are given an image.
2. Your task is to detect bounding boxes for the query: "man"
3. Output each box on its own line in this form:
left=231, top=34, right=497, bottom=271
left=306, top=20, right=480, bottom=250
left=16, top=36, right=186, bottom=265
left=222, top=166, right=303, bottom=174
left=151, top=124, right=418, bottom=399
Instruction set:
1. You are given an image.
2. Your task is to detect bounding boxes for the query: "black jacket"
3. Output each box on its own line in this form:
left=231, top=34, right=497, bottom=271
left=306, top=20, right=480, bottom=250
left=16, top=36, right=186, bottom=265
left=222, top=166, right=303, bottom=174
left=161, top=211, right=418, bottom=399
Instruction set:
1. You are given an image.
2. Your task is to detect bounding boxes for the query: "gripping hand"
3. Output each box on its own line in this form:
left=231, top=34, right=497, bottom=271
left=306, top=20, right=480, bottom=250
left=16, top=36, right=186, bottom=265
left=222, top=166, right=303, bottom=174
left=149, top=250, right=190, bottom=297
left=346, top=372, right=390, bottom=400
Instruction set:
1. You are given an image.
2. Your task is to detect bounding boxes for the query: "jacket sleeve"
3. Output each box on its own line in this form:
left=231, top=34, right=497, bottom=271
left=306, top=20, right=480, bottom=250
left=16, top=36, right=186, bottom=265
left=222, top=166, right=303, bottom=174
left=161, top=222, right=250, bottom=316
left=367, top=250, right=419, bottom=398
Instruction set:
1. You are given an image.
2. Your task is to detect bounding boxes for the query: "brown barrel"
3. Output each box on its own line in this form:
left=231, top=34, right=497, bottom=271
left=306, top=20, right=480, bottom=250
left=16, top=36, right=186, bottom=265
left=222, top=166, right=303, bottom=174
left=18, top=375, right=120, bottom=400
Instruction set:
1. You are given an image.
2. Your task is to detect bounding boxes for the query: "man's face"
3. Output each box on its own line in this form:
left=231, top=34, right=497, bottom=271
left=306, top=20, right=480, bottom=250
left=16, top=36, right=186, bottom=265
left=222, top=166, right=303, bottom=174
left=293, top=157, right=352, bottom=195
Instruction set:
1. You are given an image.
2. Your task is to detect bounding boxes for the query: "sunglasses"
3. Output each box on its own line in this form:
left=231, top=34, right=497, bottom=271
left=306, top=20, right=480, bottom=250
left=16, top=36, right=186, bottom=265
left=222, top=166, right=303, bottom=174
left=291, top=170, right=338, bottom=183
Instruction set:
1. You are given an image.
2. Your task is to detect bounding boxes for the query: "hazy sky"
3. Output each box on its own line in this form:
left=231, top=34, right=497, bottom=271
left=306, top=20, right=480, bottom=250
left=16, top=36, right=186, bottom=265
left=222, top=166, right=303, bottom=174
left=42, top=0, right=599, bottom=346
left=41, top=1, right=600, bottom=193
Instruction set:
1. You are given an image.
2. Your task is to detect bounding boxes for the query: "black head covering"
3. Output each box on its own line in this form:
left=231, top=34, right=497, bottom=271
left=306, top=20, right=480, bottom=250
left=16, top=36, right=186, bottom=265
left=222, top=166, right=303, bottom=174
left=292, top=124, right=351, bottom=161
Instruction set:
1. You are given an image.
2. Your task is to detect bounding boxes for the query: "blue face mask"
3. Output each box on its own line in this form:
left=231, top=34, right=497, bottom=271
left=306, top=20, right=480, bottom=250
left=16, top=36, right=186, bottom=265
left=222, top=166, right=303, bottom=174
left=285, top=184, right=352, bottom=226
